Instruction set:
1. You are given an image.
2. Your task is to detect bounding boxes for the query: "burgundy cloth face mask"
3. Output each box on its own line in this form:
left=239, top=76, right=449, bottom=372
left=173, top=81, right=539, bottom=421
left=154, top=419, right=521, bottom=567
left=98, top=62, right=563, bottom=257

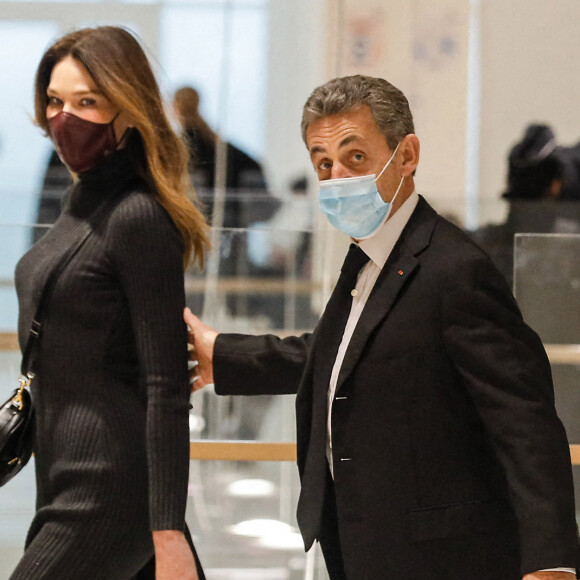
left=48, top=111, right=118, bottom=173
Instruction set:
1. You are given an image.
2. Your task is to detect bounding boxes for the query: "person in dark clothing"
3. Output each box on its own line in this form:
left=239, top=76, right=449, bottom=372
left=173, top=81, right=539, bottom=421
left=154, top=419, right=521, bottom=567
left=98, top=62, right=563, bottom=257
left=172, top=86, right=277, bottom=230
left=186, top=76, right=579, bottom=580
left=560, top=140, right=580, bottom=200
left=173, top=85, right=281, bottom=326
left=472, top=123, right=580, bottom=288
left=12, top=26, right=209, bottom=580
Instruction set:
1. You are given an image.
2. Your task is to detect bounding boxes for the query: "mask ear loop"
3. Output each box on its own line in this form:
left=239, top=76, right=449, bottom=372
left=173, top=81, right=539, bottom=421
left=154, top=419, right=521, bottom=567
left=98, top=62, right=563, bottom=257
left=116, top=126, right=133, bottom=149
left=375, top=140, right=401, bottom=182
left=389, top=175, right=405, bottom=208
left=375, top=139, right=405, bottom=215
left=110, top=112, right=133, bottom=150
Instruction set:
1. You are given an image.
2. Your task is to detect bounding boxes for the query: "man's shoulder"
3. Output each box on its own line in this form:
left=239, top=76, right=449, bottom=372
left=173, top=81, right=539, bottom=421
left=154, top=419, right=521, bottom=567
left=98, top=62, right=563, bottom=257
left=408, top=199, right=510, bottom=288
left=408, top=197, right=488, bottom=259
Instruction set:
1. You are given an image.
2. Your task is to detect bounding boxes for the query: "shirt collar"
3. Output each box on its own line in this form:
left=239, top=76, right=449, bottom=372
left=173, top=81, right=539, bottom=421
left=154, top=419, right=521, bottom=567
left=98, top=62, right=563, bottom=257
left=357, top=190, right=419, bottom=269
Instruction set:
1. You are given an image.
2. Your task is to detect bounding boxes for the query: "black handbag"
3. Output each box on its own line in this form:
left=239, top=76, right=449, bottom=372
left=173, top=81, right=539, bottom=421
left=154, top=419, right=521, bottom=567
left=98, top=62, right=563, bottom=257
left=0, top=206, right=108, bottom=488
left=0, top=374, right=36, bottom=486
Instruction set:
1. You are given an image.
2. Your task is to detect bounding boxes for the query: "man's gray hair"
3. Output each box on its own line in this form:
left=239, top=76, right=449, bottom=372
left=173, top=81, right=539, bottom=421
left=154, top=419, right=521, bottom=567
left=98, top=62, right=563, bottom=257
left=301, top=75, right=415, bottom=149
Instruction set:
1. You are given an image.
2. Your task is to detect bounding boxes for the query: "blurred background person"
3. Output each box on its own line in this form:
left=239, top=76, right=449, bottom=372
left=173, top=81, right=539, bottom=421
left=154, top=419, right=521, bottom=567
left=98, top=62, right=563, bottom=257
left=246, top=175, right=315, bottom=329
left=471, top=123, right=580, bottom=288
left=172, top=86, right=278, bottom=233
left=173, top=85, right=282, bottom=326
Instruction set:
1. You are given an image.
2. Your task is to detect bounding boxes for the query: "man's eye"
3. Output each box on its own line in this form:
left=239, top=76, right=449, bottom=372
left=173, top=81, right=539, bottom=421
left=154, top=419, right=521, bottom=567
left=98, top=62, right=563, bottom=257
left=352, top=153, right=364, bottom=162
left=319, top=161, right=332, bottom=171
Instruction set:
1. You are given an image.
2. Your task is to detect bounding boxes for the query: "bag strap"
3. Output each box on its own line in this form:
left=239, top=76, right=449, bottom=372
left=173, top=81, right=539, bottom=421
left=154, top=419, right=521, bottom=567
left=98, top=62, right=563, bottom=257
left=20, top=196, right=118, bottom=378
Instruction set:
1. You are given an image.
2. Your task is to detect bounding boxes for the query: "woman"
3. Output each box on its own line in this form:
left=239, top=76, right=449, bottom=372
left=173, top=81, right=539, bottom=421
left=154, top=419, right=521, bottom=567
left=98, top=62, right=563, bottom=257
left=12, top=26, right=209, bottom=579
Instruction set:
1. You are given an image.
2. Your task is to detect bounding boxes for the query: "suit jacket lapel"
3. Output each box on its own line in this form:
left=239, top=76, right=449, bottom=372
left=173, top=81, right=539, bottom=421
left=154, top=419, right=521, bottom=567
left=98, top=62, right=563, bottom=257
left=336, top=197, right=439, bottom=392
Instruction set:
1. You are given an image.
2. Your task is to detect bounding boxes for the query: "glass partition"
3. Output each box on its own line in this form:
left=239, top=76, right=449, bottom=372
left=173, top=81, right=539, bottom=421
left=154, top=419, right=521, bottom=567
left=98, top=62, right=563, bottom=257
left=186, top=220, right=318, bottom=444
left=514, top=233, right=580, bottom=516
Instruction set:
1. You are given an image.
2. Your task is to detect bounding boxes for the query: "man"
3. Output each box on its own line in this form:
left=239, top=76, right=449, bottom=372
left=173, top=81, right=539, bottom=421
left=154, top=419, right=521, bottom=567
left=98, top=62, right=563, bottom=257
left=186, top=75, right=579, bottom=579
left=172, top=86, right=277, bottom=231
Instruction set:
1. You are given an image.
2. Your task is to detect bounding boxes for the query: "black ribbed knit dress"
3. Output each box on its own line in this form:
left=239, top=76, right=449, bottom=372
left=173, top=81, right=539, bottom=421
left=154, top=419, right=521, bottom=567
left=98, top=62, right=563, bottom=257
left=12, top=147, right=204, bottom=579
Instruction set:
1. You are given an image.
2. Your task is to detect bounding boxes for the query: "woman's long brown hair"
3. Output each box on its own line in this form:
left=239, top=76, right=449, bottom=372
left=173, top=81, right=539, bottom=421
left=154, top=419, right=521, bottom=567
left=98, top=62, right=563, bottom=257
left=34, top=26, right=210, bottom=267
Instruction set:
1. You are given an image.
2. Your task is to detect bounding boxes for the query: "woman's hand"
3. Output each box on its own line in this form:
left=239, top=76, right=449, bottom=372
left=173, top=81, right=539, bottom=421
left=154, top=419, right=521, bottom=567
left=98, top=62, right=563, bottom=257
left=153, top=530, right=199, bottom=580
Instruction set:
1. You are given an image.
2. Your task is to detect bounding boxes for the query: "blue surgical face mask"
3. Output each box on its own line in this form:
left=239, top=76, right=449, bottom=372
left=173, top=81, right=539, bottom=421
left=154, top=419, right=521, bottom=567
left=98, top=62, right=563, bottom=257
left=318, top=142, right=405, bottom=239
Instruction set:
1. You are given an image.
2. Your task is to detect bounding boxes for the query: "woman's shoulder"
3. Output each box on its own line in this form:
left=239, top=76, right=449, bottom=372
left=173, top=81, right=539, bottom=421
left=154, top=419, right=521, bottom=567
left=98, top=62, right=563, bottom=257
left=105, top=189, right=181, bottom=245
left=109, top=189, right=172, bottom=227
left=113, top=188, right=163, bottom=215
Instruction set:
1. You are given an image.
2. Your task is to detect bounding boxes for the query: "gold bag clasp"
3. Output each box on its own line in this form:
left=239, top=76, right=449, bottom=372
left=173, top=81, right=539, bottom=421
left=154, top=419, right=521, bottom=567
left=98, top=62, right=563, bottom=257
left=13, top=373, right=34, bottom=410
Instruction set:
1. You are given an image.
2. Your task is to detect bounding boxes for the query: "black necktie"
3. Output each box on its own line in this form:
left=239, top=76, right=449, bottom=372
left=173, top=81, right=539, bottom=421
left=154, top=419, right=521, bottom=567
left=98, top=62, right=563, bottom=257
left=341, top=243, right=370, bottom=290
left=316, top=243, right=370, bottom=370
left=296, top=243, right=369, bottom=549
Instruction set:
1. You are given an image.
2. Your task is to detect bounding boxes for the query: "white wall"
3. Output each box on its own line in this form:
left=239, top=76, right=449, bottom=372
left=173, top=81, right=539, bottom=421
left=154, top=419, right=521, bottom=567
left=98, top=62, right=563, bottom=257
left=265, top=0, right=327, bottom=198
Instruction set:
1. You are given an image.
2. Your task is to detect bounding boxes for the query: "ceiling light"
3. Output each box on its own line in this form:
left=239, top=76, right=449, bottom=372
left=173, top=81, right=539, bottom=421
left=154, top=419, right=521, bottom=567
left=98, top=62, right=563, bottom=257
left=226, top=478, right=276, bottom=498
left=228, top=519, right=294, bottom=537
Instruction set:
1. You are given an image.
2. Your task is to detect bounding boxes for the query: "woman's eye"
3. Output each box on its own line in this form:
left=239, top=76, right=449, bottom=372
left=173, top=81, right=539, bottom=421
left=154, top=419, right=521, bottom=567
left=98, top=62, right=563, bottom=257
left=80, top=98, right=96, bottom=106
left=47, top=96, right=62, bottom=106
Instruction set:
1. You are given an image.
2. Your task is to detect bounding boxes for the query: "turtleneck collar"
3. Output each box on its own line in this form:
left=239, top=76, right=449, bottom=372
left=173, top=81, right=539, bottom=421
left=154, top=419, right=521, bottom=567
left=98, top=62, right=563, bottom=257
left=64, top=132, right=148, bottom=218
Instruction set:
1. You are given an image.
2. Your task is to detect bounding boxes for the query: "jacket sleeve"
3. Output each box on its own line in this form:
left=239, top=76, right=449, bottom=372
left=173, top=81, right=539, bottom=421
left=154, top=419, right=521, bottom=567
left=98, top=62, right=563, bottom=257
left=214, top=332, right=312, bottom=396
left=110, top=193, right=190, bottom=531
left=441, top=255, right=579, bottom=574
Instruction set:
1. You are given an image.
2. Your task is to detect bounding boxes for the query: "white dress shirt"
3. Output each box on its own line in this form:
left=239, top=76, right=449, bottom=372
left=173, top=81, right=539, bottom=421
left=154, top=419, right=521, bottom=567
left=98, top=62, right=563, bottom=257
left=324, top=190, right=574, bottom=575
left=326, top=190, right=419, bottom=474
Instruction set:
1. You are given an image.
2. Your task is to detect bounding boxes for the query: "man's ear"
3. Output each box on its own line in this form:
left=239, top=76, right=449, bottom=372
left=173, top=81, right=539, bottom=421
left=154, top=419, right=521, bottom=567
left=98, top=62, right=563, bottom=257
left=400, top=134, right=420, bottom=177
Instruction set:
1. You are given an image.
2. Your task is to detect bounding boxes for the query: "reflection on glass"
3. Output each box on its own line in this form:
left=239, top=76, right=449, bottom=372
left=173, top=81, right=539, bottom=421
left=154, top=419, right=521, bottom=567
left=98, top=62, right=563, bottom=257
left=514, top=233, right=580, bottom=520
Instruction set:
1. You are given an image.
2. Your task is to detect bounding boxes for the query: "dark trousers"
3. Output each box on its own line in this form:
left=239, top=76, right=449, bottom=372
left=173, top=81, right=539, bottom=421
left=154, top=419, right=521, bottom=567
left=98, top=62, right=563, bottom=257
left=318, top=472, right=348, bottom=580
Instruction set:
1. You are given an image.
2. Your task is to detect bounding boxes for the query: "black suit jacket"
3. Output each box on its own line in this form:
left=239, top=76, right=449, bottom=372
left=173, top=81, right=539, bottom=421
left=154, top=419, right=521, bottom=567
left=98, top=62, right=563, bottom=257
left=214, top=197, right=579, bottom=579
